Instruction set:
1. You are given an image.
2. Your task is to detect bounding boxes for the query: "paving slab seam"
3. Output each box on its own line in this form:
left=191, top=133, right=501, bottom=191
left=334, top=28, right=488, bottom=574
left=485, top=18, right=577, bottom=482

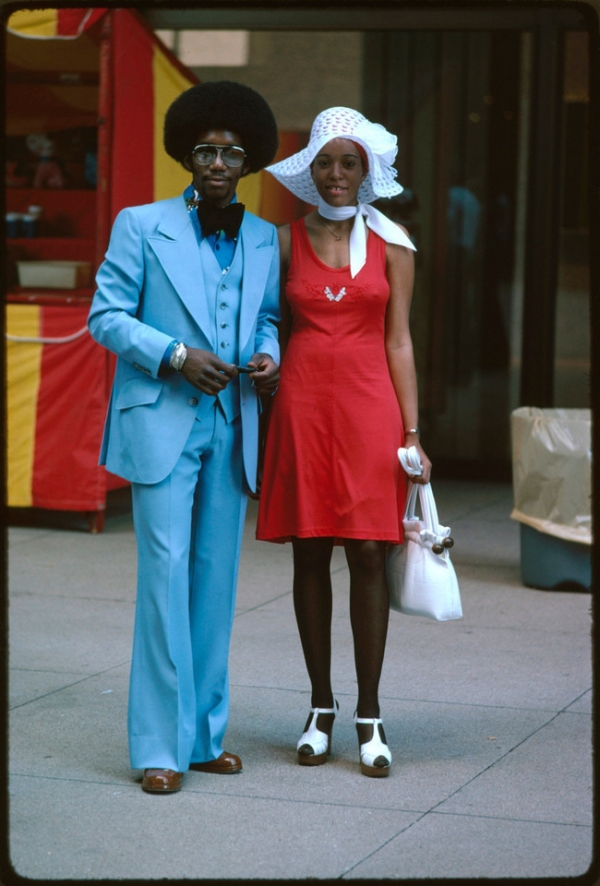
left=9, top=589, right=135, bottom=604
left=428, top=809, right=594, bottom=828
left=339, top=818, right=594, bottom=880
left=234, top=591, right=293, bottom=615
left=229, top=684, right=588, bottom=716
left=564, top=693, right=593, bottom=711
left=330, top=563, right=350, bottom=576
left=8, top=660, right=131, bottom=711
left=337, top=807, right=594, bottom=879
left=157, top=784, right=429, bottom=812
left=230, top=688, right=332, bottom=707
left=7, top=772, right=430, bottom=814
left=452, top=622, right=592, bottom=638
left=22, top=767, right=569, bottom=826
left=11, top=666, right=96, bottom=676
left=340, top=814, right=429, bottom=876
left=10, top=773, right=143, bottom=789
left=6, top=783, right=434, bottom=826
left=402, top=711, right=591, bottom=821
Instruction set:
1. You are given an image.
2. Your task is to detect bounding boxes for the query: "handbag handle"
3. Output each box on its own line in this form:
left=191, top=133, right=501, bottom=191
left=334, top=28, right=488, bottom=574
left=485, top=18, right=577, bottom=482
left=420, top=483, right=441, bottom=531
left=399, top=446, right=454, bottom=551
left=404, top=480, right=419, bottom=520
left=404, top=482, right=439, bottom=529
left=400, top=446, right=440, bottom=526
left=404, top=481, right=454, bottom=552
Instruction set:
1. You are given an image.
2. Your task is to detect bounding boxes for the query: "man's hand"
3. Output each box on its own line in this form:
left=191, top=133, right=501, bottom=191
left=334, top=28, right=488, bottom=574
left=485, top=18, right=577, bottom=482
left=247, top=353, right=279, bottom=395
left=180, top=347, right=237, bottom=395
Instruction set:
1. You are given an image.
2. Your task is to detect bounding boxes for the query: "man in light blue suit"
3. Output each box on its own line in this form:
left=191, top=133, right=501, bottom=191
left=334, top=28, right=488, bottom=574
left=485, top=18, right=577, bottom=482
left=88, top=81, right=280, bottom=793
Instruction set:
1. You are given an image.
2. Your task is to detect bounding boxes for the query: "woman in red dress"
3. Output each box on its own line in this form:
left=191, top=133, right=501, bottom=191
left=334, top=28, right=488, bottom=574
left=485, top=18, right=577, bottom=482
left=257, top=108, right=431, bottom=777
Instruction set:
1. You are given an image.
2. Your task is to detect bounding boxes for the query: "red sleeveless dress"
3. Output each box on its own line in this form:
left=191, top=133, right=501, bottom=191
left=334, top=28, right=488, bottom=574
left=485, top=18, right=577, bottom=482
left=256, top=218, right=407, bottom=544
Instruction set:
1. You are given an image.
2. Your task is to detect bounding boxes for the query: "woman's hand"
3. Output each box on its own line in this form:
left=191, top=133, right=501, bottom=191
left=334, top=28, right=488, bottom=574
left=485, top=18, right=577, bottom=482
left=404, top=434, right=432, bottom=484
left=248, top=353, right=280, bottom=395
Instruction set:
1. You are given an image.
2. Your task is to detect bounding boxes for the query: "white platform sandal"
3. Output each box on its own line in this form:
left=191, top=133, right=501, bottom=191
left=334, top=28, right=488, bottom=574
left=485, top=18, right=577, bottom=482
left=297, top=700, right=339, bottom=766
left=355, top=715, right=392, bottom=777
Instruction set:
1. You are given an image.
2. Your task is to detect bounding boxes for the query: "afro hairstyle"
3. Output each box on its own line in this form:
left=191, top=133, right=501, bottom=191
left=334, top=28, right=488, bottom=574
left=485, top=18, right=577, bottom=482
left=163, top=80, right=278, bottom=174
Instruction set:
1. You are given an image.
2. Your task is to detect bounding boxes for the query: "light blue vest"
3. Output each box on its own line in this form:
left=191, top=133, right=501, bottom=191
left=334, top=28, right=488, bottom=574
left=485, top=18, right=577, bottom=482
left=199, top=237, right=243, bottom=422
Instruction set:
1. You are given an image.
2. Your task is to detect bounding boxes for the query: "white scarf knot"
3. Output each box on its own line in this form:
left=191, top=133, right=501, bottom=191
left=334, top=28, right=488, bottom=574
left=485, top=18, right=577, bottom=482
left=318, top=199, right=416, bottom=278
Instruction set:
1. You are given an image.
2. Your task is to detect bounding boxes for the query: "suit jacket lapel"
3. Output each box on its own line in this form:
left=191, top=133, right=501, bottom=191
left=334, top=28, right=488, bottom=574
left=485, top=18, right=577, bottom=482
left=148, top=199, right=275, bottom=353
left=148, top=198, right=213, bottom=343
left=238, top=217, right=275, bottom=352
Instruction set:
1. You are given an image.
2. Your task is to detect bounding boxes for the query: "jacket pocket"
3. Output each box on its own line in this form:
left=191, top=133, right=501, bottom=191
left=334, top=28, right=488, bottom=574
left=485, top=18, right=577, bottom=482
left=115, top=376, right=162, bottom=410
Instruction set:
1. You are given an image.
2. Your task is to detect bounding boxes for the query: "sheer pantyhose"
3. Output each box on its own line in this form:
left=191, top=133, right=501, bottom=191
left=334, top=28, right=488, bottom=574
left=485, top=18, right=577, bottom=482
left=291, top=536, right=390, bottom=739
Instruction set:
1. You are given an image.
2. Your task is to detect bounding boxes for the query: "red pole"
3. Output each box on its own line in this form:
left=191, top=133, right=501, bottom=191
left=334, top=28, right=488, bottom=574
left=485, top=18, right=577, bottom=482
left=95, top=10, right=113, bottom=274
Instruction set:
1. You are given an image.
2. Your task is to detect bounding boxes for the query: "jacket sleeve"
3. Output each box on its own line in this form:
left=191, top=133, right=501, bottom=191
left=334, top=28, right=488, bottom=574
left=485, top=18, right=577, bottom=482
left=253, top=223, right=281, bottom=364
left=88, top=207, right=174, bottom=378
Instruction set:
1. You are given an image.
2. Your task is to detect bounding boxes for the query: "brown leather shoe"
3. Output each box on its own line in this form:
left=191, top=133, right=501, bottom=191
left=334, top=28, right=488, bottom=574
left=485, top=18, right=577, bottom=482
left=189, top=751, right=242, bottom=774
left=141, top=768, right=183, bottom=793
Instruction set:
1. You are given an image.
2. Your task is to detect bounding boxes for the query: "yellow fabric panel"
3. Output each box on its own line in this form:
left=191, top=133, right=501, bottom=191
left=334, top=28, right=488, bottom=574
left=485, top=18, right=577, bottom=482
left=152, top=45, right=195, bottom=202
left=6, top=305, right=43, bottom=507
left=237, top=172, right=263, bottom=216
left=7, top=9, right=59, bottom=37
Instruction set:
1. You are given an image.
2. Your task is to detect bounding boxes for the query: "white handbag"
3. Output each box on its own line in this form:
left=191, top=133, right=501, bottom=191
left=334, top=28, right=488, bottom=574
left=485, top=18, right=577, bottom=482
left=387, top=449, right=462, bottom=621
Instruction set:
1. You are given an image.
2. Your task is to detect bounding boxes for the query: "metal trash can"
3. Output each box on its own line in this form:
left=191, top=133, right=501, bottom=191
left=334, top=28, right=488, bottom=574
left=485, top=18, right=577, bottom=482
left=510, top=407, right=591, bottom=591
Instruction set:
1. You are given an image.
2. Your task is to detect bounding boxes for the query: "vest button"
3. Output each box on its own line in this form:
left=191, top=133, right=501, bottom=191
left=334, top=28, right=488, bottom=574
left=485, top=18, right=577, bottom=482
left=220, top=302, right=228, bottom=310
left=189, top=397, right=198, bottom=406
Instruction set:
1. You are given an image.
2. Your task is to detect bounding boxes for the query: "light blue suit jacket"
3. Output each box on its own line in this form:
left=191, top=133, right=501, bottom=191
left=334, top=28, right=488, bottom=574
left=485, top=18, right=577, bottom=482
left=88, top=194, right=280, bottom=491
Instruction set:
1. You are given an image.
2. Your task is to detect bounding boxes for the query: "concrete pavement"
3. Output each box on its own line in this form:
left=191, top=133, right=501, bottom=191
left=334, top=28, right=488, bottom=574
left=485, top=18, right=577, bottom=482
left=5, top=479, right=594, bottom=881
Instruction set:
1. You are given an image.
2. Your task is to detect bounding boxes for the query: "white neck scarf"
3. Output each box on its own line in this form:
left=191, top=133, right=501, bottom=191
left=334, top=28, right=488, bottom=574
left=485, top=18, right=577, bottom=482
left=318, top=198, right=416, bottom=278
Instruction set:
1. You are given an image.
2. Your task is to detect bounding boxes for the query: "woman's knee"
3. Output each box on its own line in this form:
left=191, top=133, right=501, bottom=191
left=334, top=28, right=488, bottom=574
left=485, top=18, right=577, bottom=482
left=344, top=539, right=386, bottom=576
left=292, top=537, right=334, bottom=573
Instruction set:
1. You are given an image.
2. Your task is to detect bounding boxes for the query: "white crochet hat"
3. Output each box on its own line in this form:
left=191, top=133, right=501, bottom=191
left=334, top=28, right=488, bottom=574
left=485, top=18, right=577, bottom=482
left=266, top=106, right=403, bottom=205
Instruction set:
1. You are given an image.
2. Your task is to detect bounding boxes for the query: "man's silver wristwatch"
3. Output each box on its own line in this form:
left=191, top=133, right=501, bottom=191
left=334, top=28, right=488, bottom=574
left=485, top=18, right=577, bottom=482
left=170, top=342, right=188, bottom=371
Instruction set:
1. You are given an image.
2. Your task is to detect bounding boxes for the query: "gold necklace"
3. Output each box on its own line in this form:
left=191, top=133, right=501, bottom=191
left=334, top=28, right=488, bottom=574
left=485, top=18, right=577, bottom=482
left=317, top=215, right=348, bottom=241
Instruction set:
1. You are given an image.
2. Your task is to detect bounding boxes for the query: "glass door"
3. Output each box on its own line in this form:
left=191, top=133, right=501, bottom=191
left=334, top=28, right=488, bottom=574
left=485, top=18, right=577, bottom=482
left=555, top=31, right=590, bottom=408
left=365, top=30, right=526, bottom=474
left=364, top=24, right=590, bottom=476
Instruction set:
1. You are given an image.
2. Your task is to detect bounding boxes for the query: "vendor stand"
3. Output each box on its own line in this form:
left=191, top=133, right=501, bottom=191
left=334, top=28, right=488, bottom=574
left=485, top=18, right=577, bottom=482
left=5, top=8, right=198, bottom=530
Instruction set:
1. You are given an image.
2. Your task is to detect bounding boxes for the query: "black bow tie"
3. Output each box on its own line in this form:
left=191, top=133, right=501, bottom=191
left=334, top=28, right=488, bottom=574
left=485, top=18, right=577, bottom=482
left=197, top=201, right=245, bottom=239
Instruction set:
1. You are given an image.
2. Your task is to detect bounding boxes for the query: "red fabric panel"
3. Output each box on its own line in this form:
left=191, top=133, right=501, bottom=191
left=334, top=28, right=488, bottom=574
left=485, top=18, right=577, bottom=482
left=109, top=9, right=154, bottom=220
left=106, top=470, right=127, bottom=491
left=32, top=306, right=111, bottom=511
left=56, top=8, right=106, bottom=36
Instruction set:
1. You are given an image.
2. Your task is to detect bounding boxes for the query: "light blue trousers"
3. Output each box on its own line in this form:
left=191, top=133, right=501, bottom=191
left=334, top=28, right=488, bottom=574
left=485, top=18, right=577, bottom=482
left=128, top=405, right=247, bottom=771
